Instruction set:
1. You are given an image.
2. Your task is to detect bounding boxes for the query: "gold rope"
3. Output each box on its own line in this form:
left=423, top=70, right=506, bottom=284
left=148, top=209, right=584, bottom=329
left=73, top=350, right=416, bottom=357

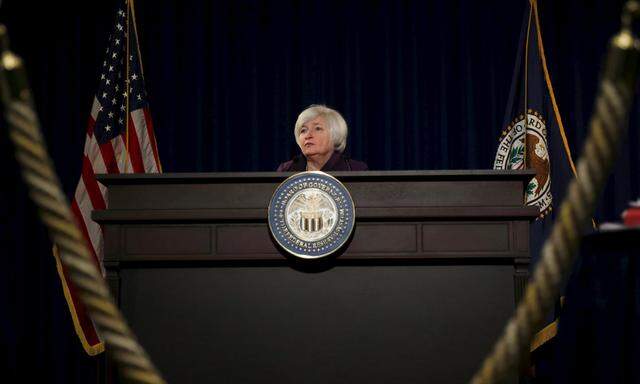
left=470, top=3, right=640, bottom=383
left=532, top=0, right=597, bottom=229
left=532, top=0, right=579, bottom=178
left=0, top=24, right=166, bottom=384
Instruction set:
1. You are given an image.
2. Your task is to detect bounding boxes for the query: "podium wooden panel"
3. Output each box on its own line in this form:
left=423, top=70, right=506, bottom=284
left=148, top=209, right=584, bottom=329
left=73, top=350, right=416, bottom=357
left=95, top=170, right=536, bottom=384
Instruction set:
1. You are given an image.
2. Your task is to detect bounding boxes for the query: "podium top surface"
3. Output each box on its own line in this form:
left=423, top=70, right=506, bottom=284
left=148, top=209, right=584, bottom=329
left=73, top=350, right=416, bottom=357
left=97, top=169, right=536, bottom=185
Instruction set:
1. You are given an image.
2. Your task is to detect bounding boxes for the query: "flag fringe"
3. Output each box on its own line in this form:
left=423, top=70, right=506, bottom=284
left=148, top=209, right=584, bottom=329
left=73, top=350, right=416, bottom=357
left=53, top=244, right=105, bottom=356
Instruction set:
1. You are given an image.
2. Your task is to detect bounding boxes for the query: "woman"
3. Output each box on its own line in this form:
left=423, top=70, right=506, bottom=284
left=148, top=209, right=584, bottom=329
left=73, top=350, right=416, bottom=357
left=277, top=105, right=368, bottom=172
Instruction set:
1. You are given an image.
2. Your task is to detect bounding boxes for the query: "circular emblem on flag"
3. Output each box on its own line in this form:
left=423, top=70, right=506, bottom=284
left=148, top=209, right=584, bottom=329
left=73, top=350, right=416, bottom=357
left=268, top=171, right=355, bottom=259
left=493, top=109, right=552, bottom=218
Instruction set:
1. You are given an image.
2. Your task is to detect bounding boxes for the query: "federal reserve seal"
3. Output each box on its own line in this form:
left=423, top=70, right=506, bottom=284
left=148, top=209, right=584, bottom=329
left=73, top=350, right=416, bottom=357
left=268, top=171, right=355, bottom=259
left=493, top=109, right=552, bottom=218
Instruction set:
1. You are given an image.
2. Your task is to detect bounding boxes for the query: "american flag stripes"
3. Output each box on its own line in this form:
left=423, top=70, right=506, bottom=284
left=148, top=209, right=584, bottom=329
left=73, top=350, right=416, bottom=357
left=55, top=0, right=161, bottom=355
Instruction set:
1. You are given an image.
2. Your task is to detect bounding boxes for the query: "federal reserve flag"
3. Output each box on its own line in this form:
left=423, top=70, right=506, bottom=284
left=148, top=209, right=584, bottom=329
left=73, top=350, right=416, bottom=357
left=493, top=0, right=578, bottom=265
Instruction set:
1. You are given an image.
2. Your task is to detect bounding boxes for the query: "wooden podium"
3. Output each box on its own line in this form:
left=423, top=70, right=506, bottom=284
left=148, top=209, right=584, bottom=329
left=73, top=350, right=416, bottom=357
left=95, top=170, right=536, bottom=384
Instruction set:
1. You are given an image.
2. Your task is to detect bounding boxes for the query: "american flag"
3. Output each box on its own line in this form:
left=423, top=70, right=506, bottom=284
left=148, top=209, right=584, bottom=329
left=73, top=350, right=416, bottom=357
left=55, top=0, right=161, bottom=355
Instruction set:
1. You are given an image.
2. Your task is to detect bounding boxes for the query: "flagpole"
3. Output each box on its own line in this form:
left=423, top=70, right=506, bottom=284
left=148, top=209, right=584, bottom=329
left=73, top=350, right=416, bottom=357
left=523, top=1, right=533, bottom=176
left=123, top=0, right=131, bottom=173
left=129, top=0, right=163, bottom=172
left=129, top=0, right=144, bottom=77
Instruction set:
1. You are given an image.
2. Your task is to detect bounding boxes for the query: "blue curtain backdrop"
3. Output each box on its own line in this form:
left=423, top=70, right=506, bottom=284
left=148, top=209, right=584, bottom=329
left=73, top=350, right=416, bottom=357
left=1, top=0, right=638, bottom=382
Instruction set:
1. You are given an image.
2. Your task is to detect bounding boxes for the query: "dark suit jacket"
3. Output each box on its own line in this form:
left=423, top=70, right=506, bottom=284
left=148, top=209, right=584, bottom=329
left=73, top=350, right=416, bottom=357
left=277, top=152, right=368, bottom=172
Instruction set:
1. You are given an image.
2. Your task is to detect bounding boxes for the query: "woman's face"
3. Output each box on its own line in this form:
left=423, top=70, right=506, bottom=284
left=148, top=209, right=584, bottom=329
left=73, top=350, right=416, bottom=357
left=298, top=116, right=333, bottom=158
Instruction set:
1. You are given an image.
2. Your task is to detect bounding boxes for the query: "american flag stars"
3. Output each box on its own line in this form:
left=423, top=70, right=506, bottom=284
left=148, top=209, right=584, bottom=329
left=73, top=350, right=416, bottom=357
left=93, top=3, right=147, bottom=145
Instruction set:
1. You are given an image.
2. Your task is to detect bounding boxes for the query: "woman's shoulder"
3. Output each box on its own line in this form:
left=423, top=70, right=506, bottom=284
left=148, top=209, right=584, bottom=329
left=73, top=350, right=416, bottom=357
left=346, top=158, right=368, bottom=171
left=277, top=155, right=306, bottom=172
left=334, top=153, right=368, bottom=171
left=276, top=160, right=293, bottom=172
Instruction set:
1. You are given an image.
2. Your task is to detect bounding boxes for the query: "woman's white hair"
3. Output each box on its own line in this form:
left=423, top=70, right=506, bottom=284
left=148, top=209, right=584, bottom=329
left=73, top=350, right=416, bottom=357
left=294, top=104, right=348, bottom=153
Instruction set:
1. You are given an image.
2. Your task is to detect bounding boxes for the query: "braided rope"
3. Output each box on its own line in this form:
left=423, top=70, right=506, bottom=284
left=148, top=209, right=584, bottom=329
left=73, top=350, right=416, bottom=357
left=470, top=4, right=640, bottom=384
left=4, top=4, right=639, bottom=383
left=1, top=28, right=166, bottom=384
